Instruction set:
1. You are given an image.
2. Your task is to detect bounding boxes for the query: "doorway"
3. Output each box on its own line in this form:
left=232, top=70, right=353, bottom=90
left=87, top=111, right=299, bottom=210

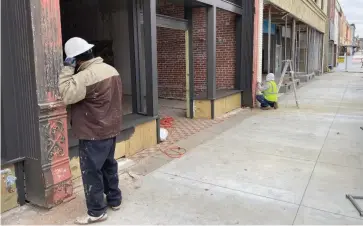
left=59, top=0, right=140, bottom=116
left=137, top=3, right=190, bottom=119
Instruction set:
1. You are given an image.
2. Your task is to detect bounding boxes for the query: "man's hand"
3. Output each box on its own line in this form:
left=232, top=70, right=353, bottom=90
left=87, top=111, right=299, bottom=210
left=64, top=57, right=76, bottom=67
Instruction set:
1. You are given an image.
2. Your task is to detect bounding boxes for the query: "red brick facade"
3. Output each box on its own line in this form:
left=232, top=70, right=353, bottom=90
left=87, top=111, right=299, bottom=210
left=192, top=7, right=207, bottom=97
left=157, top=1, right=237, bottom=100
left=216, top=9, right=236, bottom=91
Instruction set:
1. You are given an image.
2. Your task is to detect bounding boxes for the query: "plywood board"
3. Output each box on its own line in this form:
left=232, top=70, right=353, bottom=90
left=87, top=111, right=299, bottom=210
left=225, top=93, right=241, bottom=113
left=214, top=98, right=226, bottom=118
left=194, top=100, right=212, bottom=119
left=127, top=120, right=157, bottom=156
left=115, top=141, right=128, bottom=159
left=1, top=164, right=19, bottom=213
left=214, top=93, right=241, bottom=117
left=141, top=120, right=158, bottom=150
left=127, top=123, right=144, bottom=157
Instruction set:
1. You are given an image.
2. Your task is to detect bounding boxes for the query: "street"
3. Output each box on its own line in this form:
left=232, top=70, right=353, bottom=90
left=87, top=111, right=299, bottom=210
left=1, top=72, right=363, bottom=225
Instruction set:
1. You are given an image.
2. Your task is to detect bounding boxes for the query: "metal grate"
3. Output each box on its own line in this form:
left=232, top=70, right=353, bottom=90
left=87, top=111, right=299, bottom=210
left=1, top=0, right=40, bottom=163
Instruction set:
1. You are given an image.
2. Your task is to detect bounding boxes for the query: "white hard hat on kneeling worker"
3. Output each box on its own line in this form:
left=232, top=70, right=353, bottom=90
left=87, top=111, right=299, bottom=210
left=266, top=73, right=275, bottom=81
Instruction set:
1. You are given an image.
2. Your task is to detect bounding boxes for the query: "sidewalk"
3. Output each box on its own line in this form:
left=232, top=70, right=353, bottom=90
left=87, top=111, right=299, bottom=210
left=336, top=51, right=363, bottom=73
left=2, top=72, right=363, bottom=225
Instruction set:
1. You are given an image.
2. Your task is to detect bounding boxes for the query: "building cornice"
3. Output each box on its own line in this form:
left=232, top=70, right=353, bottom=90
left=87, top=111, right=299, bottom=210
left=303, top=0, right=328, bottom=22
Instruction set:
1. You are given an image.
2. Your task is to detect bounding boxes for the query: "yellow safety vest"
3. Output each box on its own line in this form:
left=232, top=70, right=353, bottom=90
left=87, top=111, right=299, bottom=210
left=263, top=81, right=278, bottom=102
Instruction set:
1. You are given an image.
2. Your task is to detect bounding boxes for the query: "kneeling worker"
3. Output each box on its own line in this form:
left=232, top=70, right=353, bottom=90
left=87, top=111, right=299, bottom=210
left=256, top=73, right=278, bottom=110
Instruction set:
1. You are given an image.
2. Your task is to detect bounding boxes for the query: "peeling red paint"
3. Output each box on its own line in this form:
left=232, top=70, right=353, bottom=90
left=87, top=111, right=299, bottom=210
left=27, top=0, right=73, bottom=208
left=40, top=0, right=63, bottom=103
left=47, top=92, right=56, bottom=102
left=252, top=0, right=260, bottom=106
left=47, top=115, right=72, bottom=205
left=41, top=0, right=62, bottom=47
left=50, top=163, right=71, bottom=185
left=39, top=0, right=72, bottom=204
left=46, top=180, right=73, bottom=206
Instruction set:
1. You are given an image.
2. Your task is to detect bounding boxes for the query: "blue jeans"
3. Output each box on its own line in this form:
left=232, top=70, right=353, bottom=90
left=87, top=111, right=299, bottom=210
left=256, top=95, right=275, bottom=108
left=79, top=137, right=122, bottom=217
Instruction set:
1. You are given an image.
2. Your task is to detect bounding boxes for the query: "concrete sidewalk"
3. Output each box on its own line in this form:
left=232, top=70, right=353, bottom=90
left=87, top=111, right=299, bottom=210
left=2, top=72, right=363, bottom=225
left=100, top=72, right=363, bottom=225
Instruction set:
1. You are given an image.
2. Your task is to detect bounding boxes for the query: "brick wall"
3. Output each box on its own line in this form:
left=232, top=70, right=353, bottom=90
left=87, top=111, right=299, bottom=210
left=157, top=1, right=236, bottom=100
left=216, top=9, right=236, bottom=90
left=157, top=1, right=186, bottom=99
left=192, top=8, right=207, bottom=97
left=157, top=27, right=186, bottom=99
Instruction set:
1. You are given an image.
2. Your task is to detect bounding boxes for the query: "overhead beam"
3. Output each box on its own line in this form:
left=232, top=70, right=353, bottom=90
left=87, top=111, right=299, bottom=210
left=195, top=0, right=242, bottom=15
left=140, top=13, right=188, bottom=31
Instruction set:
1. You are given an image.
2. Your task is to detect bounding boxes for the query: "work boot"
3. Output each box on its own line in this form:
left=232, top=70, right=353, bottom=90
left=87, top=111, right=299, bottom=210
left=273, top=102, right=279, bottom=109
left=74, top=213, right=108, bottom=225
left=105, top=196, right=122, bottom=211
left=261, top=106, right=270, bottom=110
left=109, top=200, right=122, bottom=211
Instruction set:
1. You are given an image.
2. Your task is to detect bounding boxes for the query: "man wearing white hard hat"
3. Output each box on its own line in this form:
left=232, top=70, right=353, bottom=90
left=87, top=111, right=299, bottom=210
left=59, top=37, right=123, bottom=224
left=256, top=73, right=279, bottom=110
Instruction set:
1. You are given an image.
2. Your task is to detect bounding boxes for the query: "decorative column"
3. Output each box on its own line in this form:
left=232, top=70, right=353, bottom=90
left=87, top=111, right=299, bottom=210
left=27, top=0, right=73, bottom=208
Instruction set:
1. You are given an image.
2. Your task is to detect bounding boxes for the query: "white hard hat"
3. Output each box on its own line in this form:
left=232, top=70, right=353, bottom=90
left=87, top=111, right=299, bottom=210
left=64, top=37, right=94, bottom=58
left=266, top=73, right=275, bottom=81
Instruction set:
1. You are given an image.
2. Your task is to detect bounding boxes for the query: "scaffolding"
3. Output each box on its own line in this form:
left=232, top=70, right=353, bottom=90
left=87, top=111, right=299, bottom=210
left=307, top=28, right=324, bottom=74
left=264, top=4, right=324, bottom=79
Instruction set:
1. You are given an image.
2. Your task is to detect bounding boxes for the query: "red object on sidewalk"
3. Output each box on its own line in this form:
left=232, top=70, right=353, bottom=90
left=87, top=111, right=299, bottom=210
left=160, top=146, right=186, bottom=158
left=160, top=116, right=174, bottom=128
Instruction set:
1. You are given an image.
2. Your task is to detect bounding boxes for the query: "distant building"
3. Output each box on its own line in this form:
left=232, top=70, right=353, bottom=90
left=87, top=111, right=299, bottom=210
left=349, top=24, right=356, bottom=54
left=325, top=0, right=339, bottom=68
left=262, top=0, right=327, bottom=77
